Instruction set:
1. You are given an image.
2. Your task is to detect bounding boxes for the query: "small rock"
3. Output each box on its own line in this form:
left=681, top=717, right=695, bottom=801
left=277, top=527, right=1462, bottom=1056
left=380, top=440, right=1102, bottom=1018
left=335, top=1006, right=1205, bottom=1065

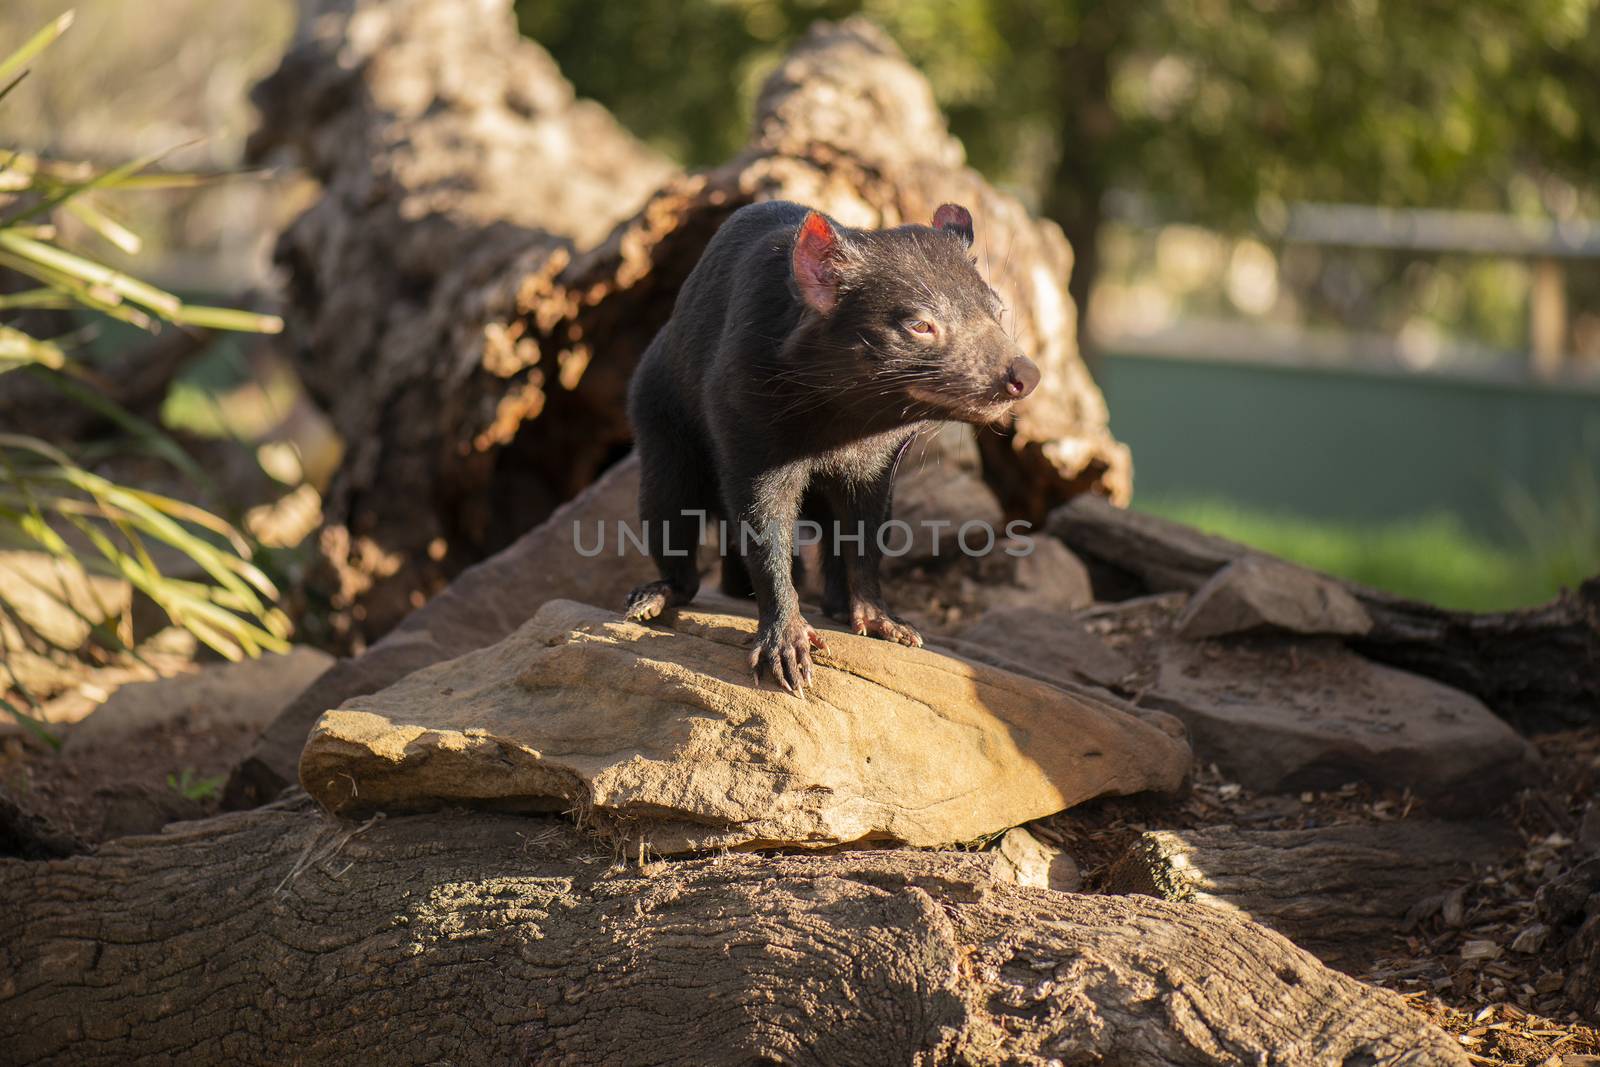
left=1176, top=555, right=1373, bottom=640
left=1511, top=924, right=1550, bottom=954
left=889, top=463, right=1004, bottom=566
left=993, top=827, right=1082, bottom=892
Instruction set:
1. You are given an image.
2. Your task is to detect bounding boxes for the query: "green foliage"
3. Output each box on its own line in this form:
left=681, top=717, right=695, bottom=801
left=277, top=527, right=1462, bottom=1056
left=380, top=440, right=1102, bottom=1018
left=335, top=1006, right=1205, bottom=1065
left=1504, top=452, right=1600, bottom=597
left=0, top=13, right=289, bottom=741
left=166, top=768, right=225, bottom=801
left=1140, top=496, right=1583, bottom=612
left=517, top=0, right=1600, bottom=236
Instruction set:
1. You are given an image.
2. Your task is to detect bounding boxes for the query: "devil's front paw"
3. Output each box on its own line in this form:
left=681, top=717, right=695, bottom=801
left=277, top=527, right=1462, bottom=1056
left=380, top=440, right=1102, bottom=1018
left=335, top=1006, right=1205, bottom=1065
left=750, top=615, right=829, bottom=694
left=624, top=580, right=682, bottom=622
left=849, top=599, right=922, bottom=648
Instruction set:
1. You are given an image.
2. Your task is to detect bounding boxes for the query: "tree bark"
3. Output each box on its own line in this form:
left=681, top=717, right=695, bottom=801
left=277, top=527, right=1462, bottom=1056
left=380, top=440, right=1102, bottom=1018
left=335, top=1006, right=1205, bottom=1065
left=253, top=0, right=1131, bottom=647
left=1107, top=821, right=1519, bottom=970
left=247, top=0, right=677, bottom=646
left=0, top=798, right=1466, bottom=1065
left=1049, top=495, right=1600, bottom=731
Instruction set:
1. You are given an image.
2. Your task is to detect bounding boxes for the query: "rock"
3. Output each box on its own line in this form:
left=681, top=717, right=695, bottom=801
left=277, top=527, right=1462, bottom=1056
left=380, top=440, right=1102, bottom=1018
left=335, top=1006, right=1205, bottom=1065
left=226, top=454, right=656, bottom=807
left=0, top=551, right=130, bottom=651
left=235, top=443, right=1090, bottom=805
left=2, top=627, right=199, bottom=735
left=884, top=425, right=1092, bottom=633
left=888, top=426, right=1005, bottom=567
left=973, top=536, right=1093, bottom=611
left=300, top=599, right=1191, bottom=853
left=1177, top=554, right=1373, bottom=640
left=992, top=826, right=1082, bottom=892
left=949, top=604, right=1134, bottom=689
left=66, top=647, right=332, bottom=753
left=1145, top=639, right=1529, bottom=806
left=1108, top=821, right=1520, bottom=968
left=1049, top=494, right=1600, bottom=734
left=1141, top=632, right=1536, bottom=801
left=958, top=596, right=1537, bottom=803
left=1088, top=601, right=1536, bottom=799
left=0, top=550, right=133, bottom=696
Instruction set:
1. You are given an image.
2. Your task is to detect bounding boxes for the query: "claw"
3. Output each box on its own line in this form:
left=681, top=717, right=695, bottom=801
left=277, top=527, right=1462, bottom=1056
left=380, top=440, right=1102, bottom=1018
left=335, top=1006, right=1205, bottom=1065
left=848, top=599, right=922, bottom=648
left=624, top=580, right=680, bottom=622
left=750, top=617, right=827, bottom=695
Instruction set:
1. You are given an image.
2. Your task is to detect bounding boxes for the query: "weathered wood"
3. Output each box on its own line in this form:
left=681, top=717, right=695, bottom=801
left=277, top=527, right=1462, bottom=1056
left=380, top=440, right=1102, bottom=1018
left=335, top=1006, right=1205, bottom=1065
left=1109, top=821, right=1519, bottom=969
left=1537, top=855, right=1600, bottom=1015
left=1049, top=495, right=1600, bottom=731
left=256, top=0, right=1130, bottom=646
left=248, top=0, right=676, bottom=644
left=0, top=799, right=1466, bottom=1065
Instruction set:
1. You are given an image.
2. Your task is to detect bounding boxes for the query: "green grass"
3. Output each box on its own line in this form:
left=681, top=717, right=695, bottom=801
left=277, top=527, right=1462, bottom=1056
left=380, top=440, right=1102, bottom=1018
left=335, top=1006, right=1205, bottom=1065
left=1137, top=497, right=1589, bottom=612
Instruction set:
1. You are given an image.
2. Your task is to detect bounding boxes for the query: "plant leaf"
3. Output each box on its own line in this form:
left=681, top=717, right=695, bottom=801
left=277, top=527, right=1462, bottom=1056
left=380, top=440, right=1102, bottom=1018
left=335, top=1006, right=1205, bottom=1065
left=0, top=11, right=74, bottom=87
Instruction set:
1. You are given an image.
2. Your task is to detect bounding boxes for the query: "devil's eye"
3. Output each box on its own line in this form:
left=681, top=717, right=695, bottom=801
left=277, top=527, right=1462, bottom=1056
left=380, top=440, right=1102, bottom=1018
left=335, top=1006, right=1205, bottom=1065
left=903, top=318, right=936, bottom=336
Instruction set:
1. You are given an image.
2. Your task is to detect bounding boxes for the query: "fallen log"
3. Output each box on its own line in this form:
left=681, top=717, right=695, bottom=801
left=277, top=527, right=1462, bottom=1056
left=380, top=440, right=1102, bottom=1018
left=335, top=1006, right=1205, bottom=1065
left=255, top=0, right=1130, bottom=645
left=1049, top=495, right=1600, bottom=731
left=249, top=0, right=676, bottom=643
left=0, top=799, right=1467, bottom=1065
left=1108, top=821, right=1520, bottom=969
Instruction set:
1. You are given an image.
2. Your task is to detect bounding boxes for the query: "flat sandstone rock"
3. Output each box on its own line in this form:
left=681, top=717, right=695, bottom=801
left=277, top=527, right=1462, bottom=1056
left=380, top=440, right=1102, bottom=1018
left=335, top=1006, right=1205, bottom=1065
left=67, top=647, right=334, bottom=752
left=300, top=600, right=1191, bottom=853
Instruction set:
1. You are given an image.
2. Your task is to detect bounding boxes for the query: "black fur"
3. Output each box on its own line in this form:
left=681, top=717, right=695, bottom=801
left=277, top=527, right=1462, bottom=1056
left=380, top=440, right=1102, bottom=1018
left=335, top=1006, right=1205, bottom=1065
left=623, top=200, right=1039, bottom=693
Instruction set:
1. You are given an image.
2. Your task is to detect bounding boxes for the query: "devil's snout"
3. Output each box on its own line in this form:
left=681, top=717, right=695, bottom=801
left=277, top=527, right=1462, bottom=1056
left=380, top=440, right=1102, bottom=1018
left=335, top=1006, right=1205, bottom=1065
left=1004, top=355, right=1040, bottom=399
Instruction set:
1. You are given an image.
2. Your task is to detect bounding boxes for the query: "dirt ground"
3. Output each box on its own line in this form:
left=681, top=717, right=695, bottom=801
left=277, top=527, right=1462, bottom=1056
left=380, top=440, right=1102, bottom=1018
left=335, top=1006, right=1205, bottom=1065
left=1035, top=728, right=1600, bottom=1065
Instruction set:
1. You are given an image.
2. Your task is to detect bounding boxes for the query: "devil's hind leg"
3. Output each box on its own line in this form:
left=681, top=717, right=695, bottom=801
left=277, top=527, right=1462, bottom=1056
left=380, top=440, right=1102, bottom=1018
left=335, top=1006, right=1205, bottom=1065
left=624, top=411, right=711, bottom=621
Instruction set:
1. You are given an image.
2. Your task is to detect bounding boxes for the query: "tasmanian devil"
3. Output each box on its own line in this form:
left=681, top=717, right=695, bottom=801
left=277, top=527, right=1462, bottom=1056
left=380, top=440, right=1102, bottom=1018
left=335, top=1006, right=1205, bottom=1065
left=623, top=199, right=1040, bottom=693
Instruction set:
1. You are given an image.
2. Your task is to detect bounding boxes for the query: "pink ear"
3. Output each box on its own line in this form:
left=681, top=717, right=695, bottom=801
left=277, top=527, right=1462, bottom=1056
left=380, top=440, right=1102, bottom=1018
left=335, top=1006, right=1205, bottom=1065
left=932, top=203, right=974, bottom=248
left=793, top=211, right=841, bottom=314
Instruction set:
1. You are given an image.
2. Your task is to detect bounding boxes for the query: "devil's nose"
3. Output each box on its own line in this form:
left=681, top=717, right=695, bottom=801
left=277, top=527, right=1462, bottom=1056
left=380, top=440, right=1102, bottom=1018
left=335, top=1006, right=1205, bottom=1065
left=1005, top=356, right=1040, bottom=399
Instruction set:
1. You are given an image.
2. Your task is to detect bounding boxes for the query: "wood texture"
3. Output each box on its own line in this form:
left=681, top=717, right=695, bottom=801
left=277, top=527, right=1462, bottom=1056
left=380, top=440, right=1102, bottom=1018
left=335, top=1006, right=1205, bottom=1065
left=0, top=799, right=1467, bottom=1065
left=1109, top=821, right=1520, bottom=968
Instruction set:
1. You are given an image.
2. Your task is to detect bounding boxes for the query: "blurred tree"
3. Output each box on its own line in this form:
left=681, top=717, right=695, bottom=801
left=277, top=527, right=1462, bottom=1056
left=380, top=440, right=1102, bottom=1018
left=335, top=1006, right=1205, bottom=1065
left=517, top=0, right=1600, bottom=351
